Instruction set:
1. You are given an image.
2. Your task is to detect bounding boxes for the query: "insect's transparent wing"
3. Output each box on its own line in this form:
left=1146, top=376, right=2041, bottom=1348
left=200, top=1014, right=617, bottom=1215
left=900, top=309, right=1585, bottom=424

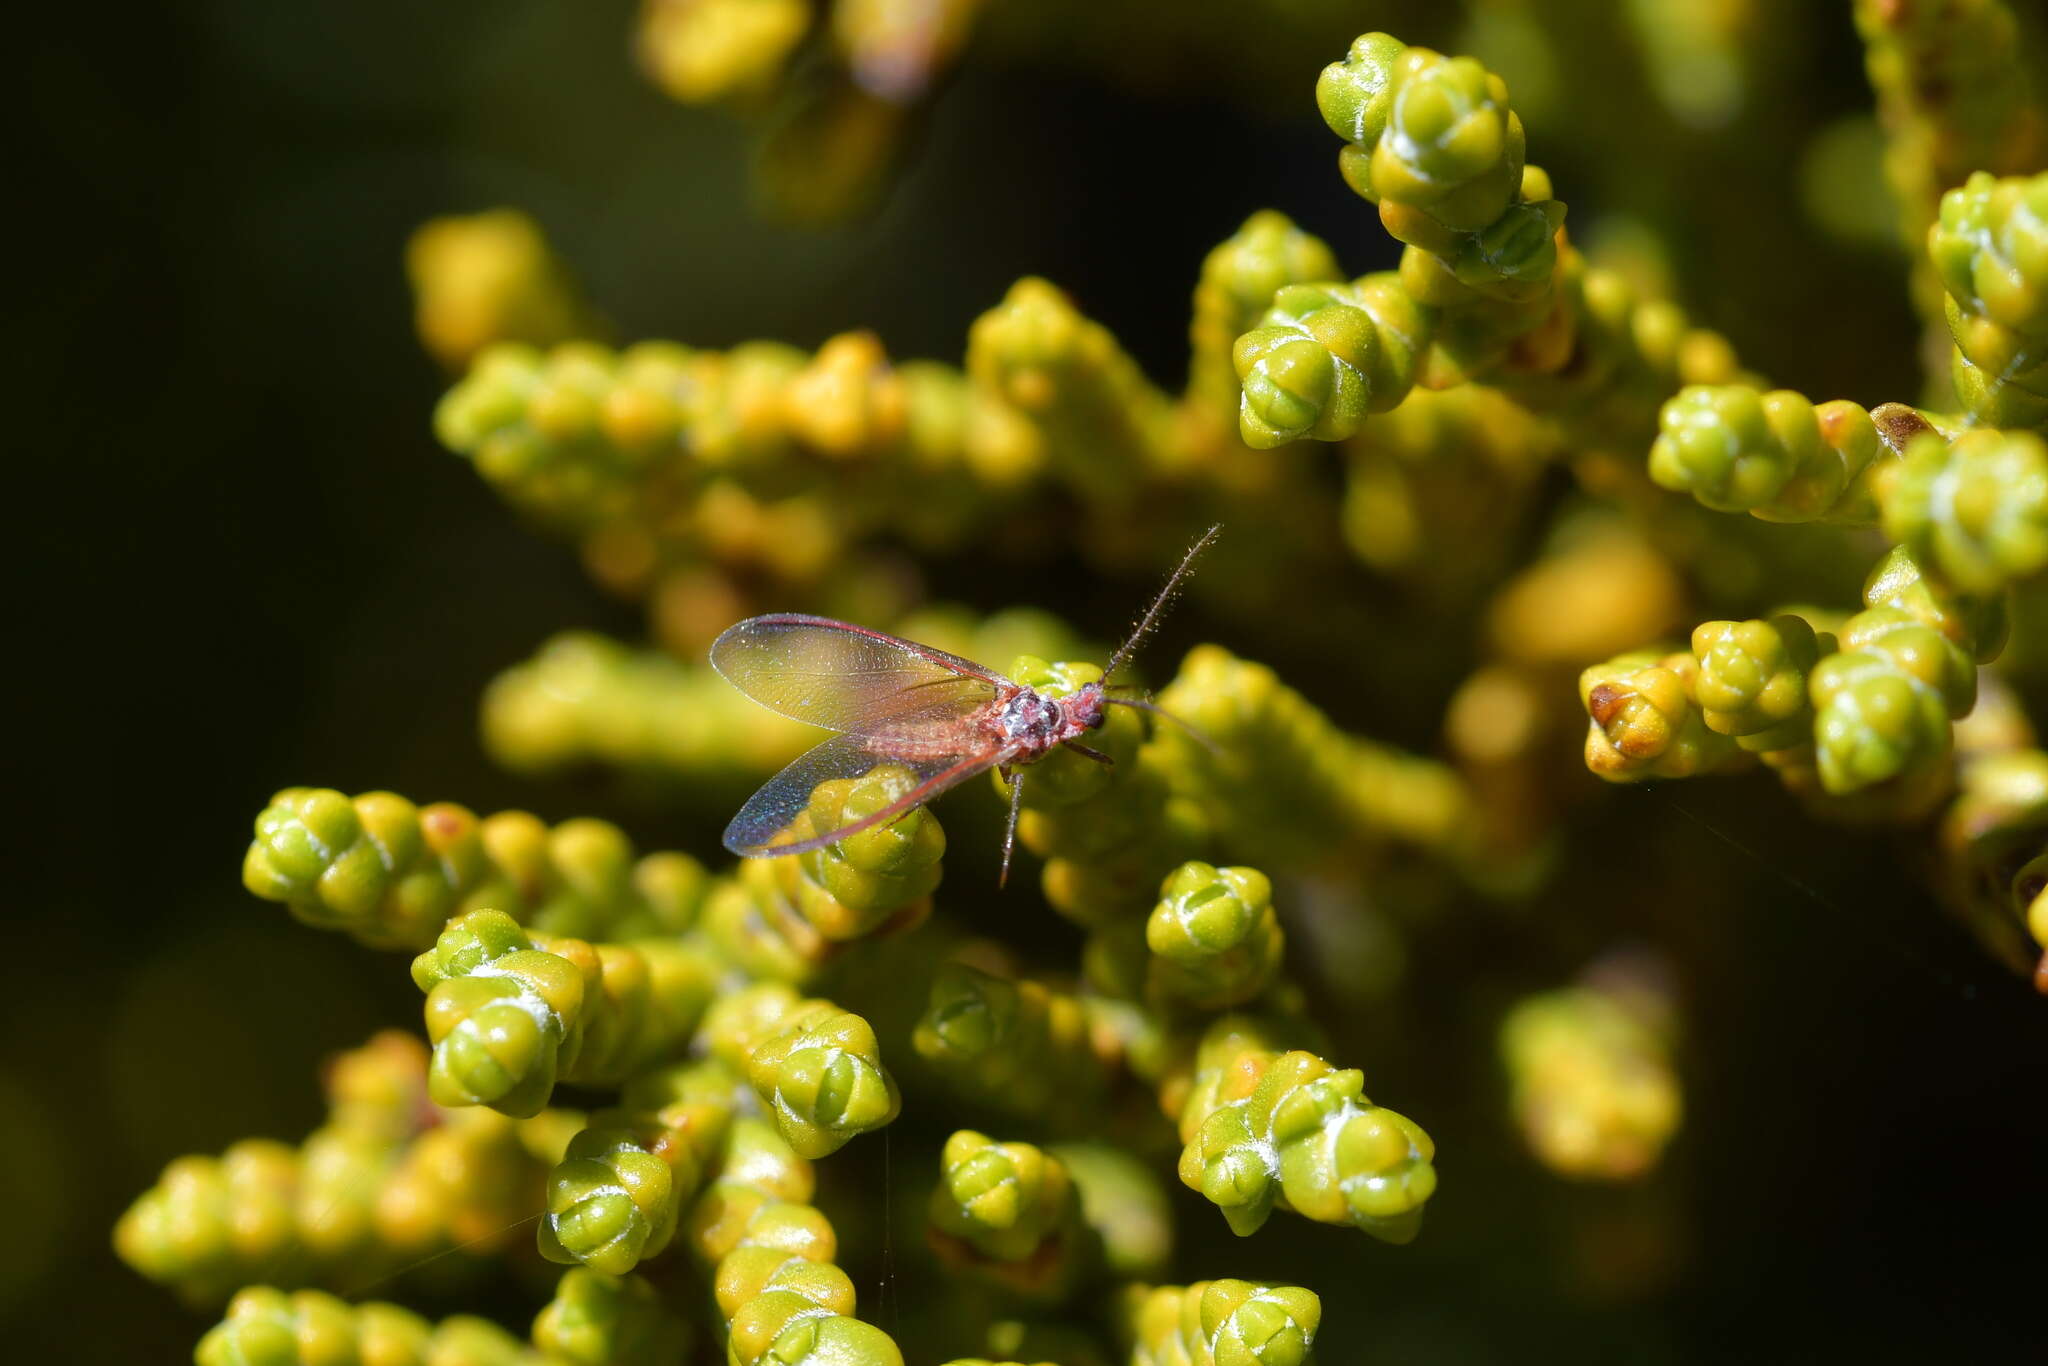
left=723, top=730, right=1008, bottom=857
left=711, top=614, right=1006, bottom=735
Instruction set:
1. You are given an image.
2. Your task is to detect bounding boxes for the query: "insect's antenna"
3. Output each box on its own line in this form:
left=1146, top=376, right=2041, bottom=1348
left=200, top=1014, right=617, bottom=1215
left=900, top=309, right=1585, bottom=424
left=1104, top=695, right=1221, bottom=754
left=1104, top=524, right=1222, bottom=683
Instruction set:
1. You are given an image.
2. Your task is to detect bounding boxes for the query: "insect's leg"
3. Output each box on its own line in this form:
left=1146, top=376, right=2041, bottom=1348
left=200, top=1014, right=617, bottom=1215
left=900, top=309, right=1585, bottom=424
left=1062, top=741, right=1113, bottom=766
left=1000, top=768, right=1025, bottom=888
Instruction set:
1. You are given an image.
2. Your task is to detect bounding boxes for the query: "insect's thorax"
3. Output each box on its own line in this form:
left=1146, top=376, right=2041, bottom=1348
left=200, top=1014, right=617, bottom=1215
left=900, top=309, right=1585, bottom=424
left=997, top=688, right=1063, bottom=751
left=1005, top=684, right=1093, bottom=757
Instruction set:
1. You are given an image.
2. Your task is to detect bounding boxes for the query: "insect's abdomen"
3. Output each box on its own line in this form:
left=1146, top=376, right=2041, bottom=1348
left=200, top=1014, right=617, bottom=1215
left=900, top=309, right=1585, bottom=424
left=867, top=731, right=978, bottom=762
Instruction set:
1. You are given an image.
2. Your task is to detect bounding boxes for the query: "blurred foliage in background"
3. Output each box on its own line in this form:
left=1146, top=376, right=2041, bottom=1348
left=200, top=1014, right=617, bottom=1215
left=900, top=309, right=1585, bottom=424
left=14, top=0, right=2048, bottom=1360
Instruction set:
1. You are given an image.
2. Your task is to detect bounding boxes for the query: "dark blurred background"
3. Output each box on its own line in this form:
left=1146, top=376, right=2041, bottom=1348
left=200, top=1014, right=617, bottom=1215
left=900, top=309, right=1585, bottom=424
left=12, top=1, right=2044, bottom=1360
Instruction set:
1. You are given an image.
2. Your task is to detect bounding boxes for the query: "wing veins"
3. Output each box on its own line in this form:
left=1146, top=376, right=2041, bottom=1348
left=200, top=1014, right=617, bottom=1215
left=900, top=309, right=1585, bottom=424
left=711, top=614, right=1007, bottom=735
left=730, top=745, right=1014, bottom=857
left=735, top=614, right=1014, bottom=685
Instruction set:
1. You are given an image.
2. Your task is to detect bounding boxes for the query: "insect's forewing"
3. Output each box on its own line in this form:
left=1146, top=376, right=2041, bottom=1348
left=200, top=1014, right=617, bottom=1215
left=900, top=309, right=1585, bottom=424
left=723, top=730, right=1010, bottom=857
left=711, top=614, right=1007, bottom=735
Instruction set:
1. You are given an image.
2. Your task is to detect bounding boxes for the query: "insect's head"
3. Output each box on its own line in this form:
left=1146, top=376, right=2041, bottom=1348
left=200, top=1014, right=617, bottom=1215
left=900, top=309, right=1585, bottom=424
left=1067, top=681, right=1107, bottom=730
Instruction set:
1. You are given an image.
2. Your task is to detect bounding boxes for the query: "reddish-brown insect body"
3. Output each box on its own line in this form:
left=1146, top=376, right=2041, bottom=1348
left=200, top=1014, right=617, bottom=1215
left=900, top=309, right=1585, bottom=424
left=711, top=526, right=1218, bottom=883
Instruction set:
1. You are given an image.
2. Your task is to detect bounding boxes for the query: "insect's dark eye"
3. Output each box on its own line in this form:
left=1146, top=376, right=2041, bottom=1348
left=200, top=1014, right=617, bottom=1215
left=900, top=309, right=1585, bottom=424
left=1089, top=710, right=1105, bottom=729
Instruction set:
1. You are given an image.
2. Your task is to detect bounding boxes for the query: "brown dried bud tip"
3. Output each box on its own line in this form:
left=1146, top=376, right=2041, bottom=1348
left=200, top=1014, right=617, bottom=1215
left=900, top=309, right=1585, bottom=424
left=1869, top=402, right=1936, bottom=455
left=1586, top=683, right=1629, bottom=729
